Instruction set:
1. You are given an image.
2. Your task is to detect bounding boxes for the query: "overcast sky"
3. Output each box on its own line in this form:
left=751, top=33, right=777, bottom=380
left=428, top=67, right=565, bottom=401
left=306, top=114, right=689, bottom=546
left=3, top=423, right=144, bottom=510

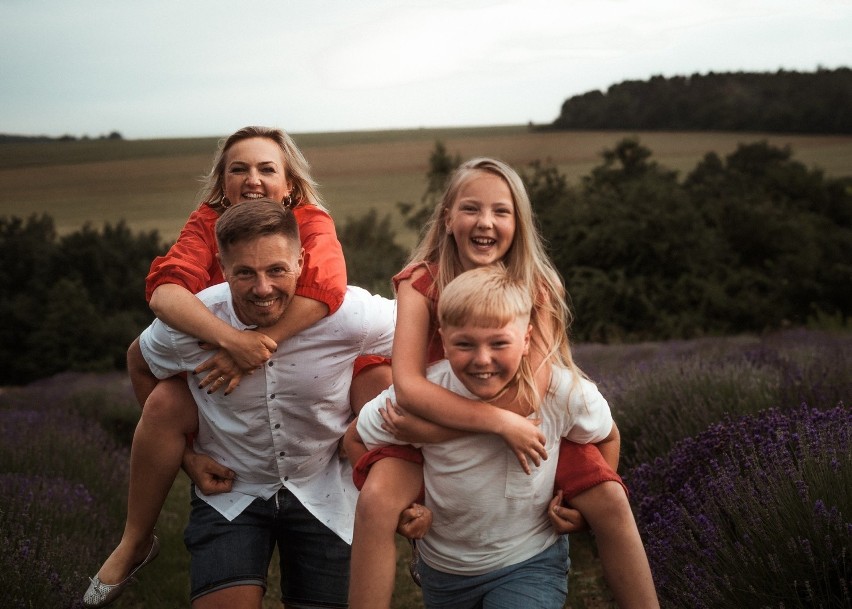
left=1, top=0, right=849, bottom=140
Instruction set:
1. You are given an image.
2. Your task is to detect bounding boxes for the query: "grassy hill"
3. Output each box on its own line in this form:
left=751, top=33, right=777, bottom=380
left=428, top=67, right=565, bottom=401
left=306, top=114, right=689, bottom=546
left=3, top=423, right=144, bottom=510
left=1, top=126, right=851, bottom=246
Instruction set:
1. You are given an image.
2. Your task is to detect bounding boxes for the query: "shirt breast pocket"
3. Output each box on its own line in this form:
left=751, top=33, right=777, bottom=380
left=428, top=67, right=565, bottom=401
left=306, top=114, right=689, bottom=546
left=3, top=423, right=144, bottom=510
left=504, top=439, right=554, bottom=499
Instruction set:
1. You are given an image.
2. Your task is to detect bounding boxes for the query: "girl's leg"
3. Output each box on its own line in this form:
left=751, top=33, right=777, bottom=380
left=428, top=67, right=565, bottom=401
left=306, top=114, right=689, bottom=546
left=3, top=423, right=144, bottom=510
left=568, top=482, right=659, bottom=609
left=349, top=456, right=424, bottom=609
left=92, top=376, right=198, bottom=584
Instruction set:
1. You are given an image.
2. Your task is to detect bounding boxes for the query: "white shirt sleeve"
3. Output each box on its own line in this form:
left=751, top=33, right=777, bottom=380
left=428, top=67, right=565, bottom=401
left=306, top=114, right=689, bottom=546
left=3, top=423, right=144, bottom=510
left=138, top=319, right=202, bottom=380
left=563, top=377, right=614, bottom=444
left=356, top=386, right=405, bottom=450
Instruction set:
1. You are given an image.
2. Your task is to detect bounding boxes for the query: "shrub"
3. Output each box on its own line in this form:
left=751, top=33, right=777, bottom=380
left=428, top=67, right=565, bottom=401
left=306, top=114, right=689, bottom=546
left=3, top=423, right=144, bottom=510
left=628, top=404, right=851, bottom=609
left=0, top=383, right=132, bottom=608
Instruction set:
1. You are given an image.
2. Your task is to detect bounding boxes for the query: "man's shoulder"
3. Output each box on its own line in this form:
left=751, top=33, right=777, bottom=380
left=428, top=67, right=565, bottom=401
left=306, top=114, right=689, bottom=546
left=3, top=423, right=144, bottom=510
left=336, top=286, right=395, bottom=318
left=195, top=282, right=232, bottom=306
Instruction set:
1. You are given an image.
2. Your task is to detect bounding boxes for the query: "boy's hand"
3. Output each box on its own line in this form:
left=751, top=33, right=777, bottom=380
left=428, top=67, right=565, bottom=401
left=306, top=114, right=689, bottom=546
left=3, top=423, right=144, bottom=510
left=397, top=503, right=433, bottom=539
left=548, top=490, right=588, bottom=534
left=496, top=410, right=547, bottom=474
left=183, top=449, right=236, bottom=495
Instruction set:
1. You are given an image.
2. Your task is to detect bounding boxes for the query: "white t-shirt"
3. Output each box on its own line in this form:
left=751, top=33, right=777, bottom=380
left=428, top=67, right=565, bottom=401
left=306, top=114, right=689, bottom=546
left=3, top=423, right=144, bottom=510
left=140, top=284, right=395, bottom=543
left=357, top=360, right=612, bottom=575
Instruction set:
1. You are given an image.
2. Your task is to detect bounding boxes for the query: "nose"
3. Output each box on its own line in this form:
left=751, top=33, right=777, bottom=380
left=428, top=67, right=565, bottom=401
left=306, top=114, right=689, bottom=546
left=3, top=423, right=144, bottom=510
left=476, top=210, right=493, bottom=228
left=252, top=273, right=274, bottom=297
left=472, top=346, right=491, bottom=366
left=246, top=168, right=262, bottom=185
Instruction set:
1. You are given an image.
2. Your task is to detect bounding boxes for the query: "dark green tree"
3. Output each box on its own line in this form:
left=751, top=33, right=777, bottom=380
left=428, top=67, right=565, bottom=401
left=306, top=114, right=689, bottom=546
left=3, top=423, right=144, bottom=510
left=338, top=209, right=408, bottom=298
left=397, top=141, right=461, bottom=234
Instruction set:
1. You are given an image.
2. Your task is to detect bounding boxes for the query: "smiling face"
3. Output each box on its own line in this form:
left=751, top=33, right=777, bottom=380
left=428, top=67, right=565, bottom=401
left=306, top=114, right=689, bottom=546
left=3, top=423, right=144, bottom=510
left=222, top=137, right=292, bottom=205
left=440, top=316, right=531, bottom=401
left=220, top=233, right=304, bottom=328
left=445, top=170, right=516, bottom=271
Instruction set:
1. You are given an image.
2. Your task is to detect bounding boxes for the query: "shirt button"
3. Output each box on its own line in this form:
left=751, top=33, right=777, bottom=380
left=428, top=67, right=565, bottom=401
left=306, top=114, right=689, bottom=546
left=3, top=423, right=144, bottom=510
left=284, top=476, right=289, bottom=481
left=270, top=394, right=275, bottom=399
left=268, top=361, right=274, bottom=367
left=279, top=451, right=285, bottom=457
left=274, top=423, right=281, bottom=429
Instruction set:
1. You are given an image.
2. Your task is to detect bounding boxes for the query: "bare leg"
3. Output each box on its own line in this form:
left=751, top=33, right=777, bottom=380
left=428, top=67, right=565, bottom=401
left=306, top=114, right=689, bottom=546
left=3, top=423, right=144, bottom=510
left=349, top=457, right=424, bottom=609
left=192, top=584, right=263, bottom=609
left=350, top=362, right=393, bottom=413
left=93, top=376, right=198, bottom=584
left=569, top=481, right=660, bottom=609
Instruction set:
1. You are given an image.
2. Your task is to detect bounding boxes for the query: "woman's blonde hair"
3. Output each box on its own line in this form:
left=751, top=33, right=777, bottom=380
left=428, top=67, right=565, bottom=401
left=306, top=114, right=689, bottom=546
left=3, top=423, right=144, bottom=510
left=408, top=157, right=577, bottom=376
left=198, top=126, right=326, bottom=211
left=438, top=266, right=539, bottom=406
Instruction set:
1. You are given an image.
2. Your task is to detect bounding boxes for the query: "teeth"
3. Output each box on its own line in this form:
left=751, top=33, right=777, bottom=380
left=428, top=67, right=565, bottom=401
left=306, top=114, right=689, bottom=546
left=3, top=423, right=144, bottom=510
left=252, top=299, right=275, bottom=307
left=472, top=237, right=495, bottom=245
left=243, top=193, right=264, bottom=199
left=471, top=372, right=495, bottom=379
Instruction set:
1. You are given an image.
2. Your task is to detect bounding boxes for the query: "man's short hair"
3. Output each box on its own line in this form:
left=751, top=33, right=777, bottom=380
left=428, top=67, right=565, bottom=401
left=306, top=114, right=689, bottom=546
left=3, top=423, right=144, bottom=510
left=215, top=198, right=300, bottom=254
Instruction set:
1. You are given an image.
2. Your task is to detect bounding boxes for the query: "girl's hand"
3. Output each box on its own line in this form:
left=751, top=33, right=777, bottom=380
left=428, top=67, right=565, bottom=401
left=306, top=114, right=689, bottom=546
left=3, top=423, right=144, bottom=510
left=548, top=491, right=588, bottom=534
left=495, top=410, right=548, bottom=474
left=381, top=399, right=464, bottom=444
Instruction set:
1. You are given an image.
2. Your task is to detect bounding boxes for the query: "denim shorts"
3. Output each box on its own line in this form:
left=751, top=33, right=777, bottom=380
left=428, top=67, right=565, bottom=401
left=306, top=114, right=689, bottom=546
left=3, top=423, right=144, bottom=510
left=184, top=486, right=351, bottom=608
left=419, top=536, right=569, bottom=609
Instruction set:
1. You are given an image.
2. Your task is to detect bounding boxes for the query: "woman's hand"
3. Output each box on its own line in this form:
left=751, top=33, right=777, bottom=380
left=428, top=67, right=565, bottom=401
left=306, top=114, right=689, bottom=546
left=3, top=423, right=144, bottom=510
left=494, top=409, right=548, bottom=474
left=195, top=330, right=277, bottom=394
left=548, top=490, right=588, bottom=534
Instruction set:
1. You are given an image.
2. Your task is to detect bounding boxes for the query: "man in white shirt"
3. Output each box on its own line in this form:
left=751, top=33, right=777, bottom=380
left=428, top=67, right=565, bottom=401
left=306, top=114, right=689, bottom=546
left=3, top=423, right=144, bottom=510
left=135, top=200, right=395, bottom=609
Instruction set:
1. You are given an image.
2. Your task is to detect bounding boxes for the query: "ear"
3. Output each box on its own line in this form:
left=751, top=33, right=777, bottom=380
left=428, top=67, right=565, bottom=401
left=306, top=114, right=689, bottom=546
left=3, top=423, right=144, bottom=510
left=438, top=327, right=448, bottom=350
left=216, top=252, right=225, bottom=274
left=522, top=323, right=532, bottom=355
left=297, top=247, right=305, bottom=271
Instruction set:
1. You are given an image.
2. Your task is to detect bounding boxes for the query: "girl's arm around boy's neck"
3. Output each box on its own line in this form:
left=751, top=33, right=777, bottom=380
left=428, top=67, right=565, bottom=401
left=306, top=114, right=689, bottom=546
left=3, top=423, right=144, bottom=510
left=392, top=278, right=547, bottom=473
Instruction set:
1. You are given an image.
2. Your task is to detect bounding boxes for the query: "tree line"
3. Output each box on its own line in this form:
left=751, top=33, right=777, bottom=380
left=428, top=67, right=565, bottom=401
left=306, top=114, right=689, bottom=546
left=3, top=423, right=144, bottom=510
left=545, top=68, right=852, bottom=134
left=0, top=138, right=849, bottom=384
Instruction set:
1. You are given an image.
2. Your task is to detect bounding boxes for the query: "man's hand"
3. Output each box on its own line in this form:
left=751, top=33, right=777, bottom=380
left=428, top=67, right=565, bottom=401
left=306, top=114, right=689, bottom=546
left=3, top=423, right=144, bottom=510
left=548, top=490, right=588, bottom=534
left=396, top=503, right=433, bottom=540
left=183, top=449, right=236, bottom=495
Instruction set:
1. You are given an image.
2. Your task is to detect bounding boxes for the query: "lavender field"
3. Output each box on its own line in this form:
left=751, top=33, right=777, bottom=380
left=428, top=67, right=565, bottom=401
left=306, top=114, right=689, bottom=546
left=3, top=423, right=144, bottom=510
left=1, top=330, right=849, bottom=608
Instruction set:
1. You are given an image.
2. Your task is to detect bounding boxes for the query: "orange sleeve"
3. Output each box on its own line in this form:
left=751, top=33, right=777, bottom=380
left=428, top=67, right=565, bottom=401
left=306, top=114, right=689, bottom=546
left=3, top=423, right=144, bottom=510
left=145, top=205, right=223, bottom=302
left=293, top=205, right=347, bottom=315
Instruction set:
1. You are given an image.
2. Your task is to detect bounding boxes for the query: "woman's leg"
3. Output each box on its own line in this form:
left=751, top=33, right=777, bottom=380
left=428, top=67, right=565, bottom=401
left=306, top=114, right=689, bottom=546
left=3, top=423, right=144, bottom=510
left=92, top=376, right=198, bottom=585
left=349, top=457, right=424, bottom=609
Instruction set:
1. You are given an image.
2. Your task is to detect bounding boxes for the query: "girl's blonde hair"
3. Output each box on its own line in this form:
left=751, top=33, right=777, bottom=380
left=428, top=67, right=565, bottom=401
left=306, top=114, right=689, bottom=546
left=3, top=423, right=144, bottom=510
left=408, top=157, right=578, bottom=378
left=438, top=266, right=538, bottom=407
left=198, top=126, right=326, bottom=211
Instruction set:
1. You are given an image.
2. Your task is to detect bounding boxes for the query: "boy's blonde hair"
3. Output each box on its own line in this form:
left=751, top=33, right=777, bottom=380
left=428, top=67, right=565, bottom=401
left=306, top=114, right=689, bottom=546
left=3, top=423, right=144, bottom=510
left=438, top=266, right=539, bottom=407
left=409, top=157, right=578, bottom=377
left=199, top=125, right=326, bottom=211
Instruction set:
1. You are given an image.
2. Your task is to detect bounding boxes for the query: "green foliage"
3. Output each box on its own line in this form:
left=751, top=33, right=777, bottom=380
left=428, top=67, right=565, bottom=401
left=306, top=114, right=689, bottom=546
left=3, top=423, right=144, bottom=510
left=529, top=138, right=852, bottom=341
left=0, top=214, right=162, bottom=384
left=339, top=208, right=409, bottom=297
left=396, top=140, right=461, bottom=234
left=549, top=68, right=852, bottom=133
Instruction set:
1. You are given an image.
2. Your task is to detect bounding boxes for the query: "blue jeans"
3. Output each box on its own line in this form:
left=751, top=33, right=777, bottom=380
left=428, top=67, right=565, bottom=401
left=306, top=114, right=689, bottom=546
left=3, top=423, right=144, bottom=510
left=419, top=537, right=570, bottom=609
left=184, top=486, right=350, bottom=608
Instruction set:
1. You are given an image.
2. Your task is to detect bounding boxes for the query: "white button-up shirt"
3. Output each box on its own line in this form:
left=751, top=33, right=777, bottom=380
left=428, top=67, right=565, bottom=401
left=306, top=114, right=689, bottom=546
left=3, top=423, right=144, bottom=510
left=140, top=284, right=395, bottom=543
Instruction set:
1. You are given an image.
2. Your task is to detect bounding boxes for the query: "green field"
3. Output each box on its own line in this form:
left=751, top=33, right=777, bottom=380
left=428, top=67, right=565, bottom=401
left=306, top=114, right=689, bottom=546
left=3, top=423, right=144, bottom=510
left=2, top=126, right=851, bottom=247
